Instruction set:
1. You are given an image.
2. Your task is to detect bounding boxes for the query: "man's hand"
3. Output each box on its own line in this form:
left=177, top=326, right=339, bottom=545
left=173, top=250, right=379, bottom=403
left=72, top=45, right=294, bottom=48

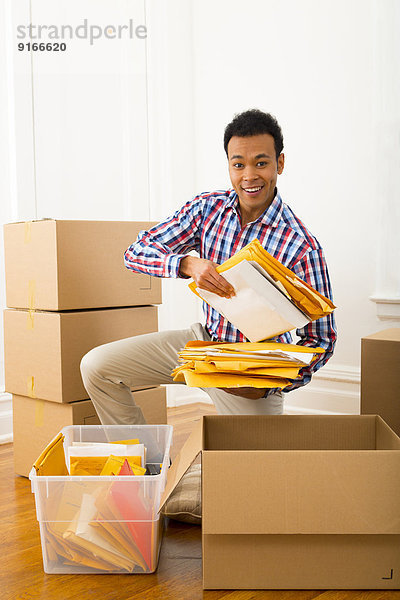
left=179, top=256, right=235, bottom=298
left=221, top=387, right=267, bottom=399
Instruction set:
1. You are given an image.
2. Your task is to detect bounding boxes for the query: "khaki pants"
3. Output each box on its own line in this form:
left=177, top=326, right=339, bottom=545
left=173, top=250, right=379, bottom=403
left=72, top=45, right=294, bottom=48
left=80, top=323, right=284, bottom=425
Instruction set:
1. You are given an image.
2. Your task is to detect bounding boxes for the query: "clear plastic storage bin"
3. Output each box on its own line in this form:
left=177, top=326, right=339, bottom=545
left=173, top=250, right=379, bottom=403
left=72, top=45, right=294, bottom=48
left=29, top=424, right=173, bottom=574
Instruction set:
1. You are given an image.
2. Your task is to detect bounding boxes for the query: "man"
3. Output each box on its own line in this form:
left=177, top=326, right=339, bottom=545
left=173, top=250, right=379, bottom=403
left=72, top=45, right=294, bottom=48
left=81, top=109, right=336, bottom=423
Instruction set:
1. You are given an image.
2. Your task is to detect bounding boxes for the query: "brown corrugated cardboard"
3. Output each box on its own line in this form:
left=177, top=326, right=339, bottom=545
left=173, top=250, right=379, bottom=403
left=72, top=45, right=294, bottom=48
left=361, top=328, right=400, bottom=436
left=4, top=306, right=158, bottom=402
left=133, top=386, right=167, bottom=425
left=13, top=386, right=167, bottom=477
left=202, top=534, right=400, bottom=590
left=3, top=219, right=161, bottom=310
left=160, top=415, right=400, bottom=590
left=13, top=395, right=100, bottom=477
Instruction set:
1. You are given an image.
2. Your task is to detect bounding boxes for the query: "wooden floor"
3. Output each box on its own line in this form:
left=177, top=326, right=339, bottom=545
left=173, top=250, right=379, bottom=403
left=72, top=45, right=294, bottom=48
left=1, top=402, right=399, bottom=600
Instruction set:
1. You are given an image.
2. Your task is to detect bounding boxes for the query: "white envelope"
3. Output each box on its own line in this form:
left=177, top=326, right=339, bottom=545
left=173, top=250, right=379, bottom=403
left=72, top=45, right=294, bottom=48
left=67, top=443, right=146, bottom=471
left=205, top=349, right=315, bottom=365
left=197, top=260, right=310, bottom=342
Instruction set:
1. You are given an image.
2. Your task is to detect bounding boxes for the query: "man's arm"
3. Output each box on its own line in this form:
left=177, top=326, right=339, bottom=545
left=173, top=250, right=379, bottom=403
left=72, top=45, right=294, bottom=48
left=248, top=248, right=336, bottom=400
left=124, top=195, right=234, bottom=297
left=124, top=197, right=203, bottom=279
left=283, top=247, right=337, bottom=392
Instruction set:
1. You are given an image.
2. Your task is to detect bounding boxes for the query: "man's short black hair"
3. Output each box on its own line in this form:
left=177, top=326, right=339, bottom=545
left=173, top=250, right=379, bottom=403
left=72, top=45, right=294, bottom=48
left=224, top=109, right=284, bottom=160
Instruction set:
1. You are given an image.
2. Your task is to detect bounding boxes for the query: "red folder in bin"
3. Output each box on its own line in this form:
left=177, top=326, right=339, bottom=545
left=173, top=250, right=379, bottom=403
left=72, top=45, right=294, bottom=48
left=110, top=480, right=154, bottom=570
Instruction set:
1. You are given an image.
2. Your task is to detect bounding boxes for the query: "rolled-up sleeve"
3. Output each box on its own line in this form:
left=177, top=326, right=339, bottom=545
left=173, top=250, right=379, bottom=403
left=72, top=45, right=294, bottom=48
left=124, top=196, right=204, bottom=278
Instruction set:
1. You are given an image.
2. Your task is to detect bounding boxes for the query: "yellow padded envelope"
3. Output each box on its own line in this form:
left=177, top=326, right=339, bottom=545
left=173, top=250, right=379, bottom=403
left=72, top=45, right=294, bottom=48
left=181, top=371, right=292, bottom=389
left=181, top=339, right=325, bottom=354
left=193, top=362, right=301, bottom=379
left=172, top=340, right=325, bottom=388
left=189, top=238, right=335, bottom=321
left=99, top=455, right=147, bottom=476
left=70, top=454, right=143, bottom=476
left=33, top=432, right=68, bottom=476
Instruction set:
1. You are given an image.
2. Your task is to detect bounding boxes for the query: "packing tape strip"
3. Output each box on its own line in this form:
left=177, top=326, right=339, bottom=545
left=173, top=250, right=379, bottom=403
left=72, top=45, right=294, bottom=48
left=35, top=399, right=44, bottom=427
left=27, top=310, right=35, bottom=330
left=27, top=280, right=36, bottom=328
left=27, top=375, right=36, bottom=399
left=24, top=221, right=32, bottom=244
left=28, top=279, right=36, bottom=310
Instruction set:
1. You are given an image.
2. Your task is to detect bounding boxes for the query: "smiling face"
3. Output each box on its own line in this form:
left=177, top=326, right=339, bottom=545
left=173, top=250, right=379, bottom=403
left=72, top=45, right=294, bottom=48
left=227, top=134, right=284, bottom=225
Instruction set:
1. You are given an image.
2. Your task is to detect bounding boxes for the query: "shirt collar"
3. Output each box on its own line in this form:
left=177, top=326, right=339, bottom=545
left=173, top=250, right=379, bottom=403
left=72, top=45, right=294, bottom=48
left=225, top=188, right=239, bottom=209
left=225, top=188, right=284, bottom=228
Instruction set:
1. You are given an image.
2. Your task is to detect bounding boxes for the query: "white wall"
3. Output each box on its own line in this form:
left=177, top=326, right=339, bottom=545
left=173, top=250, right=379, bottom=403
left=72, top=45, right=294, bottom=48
left=0, top=0, right=16, bottom=441
left=0, top=0, right=159, bottom=442
left=145, top=0, right=207, bottom=405
left=1, top=0, right=400, bottom=441
left=185, top=0, right=400, bottom=413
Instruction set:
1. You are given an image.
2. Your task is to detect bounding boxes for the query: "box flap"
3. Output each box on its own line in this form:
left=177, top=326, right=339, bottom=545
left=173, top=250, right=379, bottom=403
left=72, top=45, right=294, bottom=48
left=376, top=415, right=400, bottom=449
left=159, top=418, right=203, bottom=512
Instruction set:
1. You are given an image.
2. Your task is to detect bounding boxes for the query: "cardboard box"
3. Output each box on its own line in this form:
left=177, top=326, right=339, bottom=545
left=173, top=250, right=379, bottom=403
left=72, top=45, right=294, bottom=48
left=160, top=415, right=400, bottom=590
left=13, top=387, right=167, bottom=477
left=4, top=306, right=158, bottom=402
left=13, top=395, right=100, bottom=477
left=3, top=219, right=161, bottom=310
left=361, top=328, right=400, bottom=436
left=133, top=386, right=167, bottom=425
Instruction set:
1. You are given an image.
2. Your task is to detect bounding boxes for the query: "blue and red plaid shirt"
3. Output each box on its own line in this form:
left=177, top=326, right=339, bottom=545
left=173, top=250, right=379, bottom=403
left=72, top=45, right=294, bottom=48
left=124, top=189, right=337, bottom=392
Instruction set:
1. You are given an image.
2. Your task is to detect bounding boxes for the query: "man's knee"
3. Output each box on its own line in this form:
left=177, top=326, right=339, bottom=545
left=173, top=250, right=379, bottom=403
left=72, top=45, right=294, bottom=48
left=80, top=345, right=109, bottom=382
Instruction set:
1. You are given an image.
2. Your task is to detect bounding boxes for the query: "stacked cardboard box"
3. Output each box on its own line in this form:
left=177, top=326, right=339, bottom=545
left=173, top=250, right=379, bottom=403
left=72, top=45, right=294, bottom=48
left=4, top=220, right=166, bottom=476
left=361, top=328, right=400, bottom=437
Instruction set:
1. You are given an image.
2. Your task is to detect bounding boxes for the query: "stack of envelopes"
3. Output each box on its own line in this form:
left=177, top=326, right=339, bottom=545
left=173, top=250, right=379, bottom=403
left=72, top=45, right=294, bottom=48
left=42, top=479, right=155, bottom=572
left=172, top=340, right=325, bottom=388
left=189, top=238, right=336, bottom=342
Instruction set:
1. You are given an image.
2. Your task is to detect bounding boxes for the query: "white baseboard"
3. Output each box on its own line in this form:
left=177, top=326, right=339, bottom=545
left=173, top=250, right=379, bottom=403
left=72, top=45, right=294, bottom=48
left=284, top=404, right=348, bottom=416
left=166, top=385, right=211, bottom=407
left=0, top=431, right=13, bottom=444
left=285, top=363, right=360, bottom=415
left=0, top=391, right=13, bottom=444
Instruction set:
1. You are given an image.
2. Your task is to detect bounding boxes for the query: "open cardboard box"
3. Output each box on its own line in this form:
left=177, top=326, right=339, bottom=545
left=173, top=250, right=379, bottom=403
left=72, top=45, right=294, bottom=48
left=160, top=415, right=400, bottom=590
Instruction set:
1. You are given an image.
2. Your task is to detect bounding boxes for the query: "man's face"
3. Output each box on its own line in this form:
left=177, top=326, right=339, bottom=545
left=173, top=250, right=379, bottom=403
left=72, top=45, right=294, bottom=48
left=227, top=134, right=284, bottom=222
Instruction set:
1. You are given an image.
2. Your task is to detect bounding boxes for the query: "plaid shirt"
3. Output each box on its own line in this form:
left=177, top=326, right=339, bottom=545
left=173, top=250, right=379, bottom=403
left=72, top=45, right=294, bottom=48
left=124, top=189, right=337, bottom=392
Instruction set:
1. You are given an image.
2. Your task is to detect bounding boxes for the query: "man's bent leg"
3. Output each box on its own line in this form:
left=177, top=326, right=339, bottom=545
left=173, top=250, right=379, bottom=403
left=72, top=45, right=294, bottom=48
left=80, top=324, right=205, bottom=425
left=204, top=388, right=284, bottom=415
